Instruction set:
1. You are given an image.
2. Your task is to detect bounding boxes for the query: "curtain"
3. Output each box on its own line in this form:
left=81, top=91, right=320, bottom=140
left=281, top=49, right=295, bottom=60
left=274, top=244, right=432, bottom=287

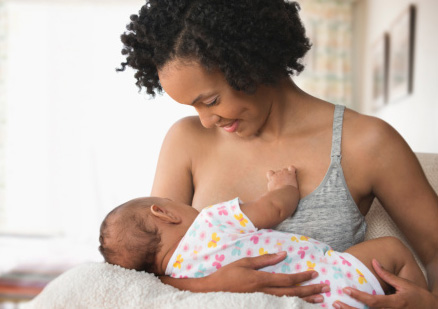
left=296, top=0, right=355, bottom=107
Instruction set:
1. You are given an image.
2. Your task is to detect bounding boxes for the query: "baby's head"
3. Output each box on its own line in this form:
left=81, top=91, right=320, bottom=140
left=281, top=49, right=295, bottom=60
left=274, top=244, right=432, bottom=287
left=99, top=196, right=198, bottom=274
left=99, top=197, right=162, bottom=272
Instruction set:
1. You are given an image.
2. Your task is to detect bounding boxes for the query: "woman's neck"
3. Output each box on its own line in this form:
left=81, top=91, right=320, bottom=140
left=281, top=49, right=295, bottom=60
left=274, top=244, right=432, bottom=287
left=255, top=78, right=311, bottom=141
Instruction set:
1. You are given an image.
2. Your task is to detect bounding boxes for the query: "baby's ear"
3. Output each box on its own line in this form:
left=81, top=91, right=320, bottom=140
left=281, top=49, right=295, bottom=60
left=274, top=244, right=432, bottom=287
left=150, top=204, right=181, bottom=224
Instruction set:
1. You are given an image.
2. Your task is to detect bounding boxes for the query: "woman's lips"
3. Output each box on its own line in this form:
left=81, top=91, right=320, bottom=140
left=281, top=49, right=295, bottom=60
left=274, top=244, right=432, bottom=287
left=222, top=120, right=239, bottom=133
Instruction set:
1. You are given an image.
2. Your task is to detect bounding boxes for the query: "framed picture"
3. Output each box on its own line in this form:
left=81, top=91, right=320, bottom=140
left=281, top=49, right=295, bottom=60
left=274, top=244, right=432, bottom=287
left=372, top=34, right=389, bottom=110
left=388, top=5, right=416, bottom=103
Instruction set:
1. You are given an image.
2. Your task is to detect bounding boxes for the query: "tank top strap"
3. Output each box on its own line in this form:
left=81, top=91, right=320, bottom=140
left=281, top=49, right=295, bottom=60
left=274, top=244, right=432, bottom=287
left=330, top=104, right=345, bottom=162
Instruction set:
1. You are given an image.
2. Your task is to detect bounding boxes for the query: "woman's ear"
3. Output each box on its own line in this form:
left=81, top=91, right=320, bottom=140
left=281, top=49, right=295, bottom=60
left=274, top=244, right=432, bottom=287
left=150, top=204, right=181, bottom=224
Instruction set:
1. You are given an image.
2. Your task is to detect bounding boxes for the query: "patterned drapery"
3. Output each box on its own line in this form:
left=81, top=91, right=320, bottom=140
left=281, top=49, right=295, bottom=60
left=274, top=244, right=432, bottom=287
left=0, top=1, right=7, bottom=224
left=295, top=0, right=355, bottom=107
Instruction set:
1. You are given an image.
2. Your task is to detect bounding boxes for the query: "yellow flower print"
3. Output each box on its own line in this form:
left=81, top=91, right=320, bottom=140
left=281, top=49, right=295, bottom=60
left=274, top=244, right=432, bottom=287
left=259, top=248, right=268, bottom=255
left=306, top=261, right=316, bottom=271
left=208, top=232, right=221, bottom=248
left=234, top=213, right=248, bottom=227
left=173, top=254, right=184, bottom=269
left=356, top=269, right=368, bottom=284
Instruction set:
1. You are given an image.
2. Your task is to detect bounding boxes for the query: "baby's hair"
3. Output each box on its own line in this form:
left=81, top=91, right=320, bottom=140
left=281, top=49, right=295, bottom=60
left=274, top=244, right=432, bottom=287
left=117, top=0, right=311, bottom=96
left=99, top=198, right=162, bottom=273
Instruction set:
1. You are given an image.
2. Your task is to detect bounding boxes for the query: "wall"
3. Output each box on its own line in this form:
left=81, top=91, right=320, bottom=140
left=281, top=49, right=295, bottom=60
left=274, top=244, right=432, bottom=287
left=354, top=0, right=438, bottom=153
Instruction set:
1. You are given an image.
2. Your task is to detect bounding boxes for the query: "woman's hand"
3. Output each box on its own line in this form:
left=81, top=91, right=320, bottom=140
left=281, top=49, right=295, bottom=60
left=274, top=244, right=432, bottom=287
left=161, top=251, right=330, bottom=304
left=333, top=259, right=438, bottom=309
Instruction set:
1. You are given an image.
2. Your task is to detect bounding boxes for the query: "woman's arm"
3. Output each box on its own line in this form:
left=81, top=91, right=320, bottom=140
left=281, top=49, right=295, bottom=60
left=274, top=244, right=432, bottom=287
left=339, top=116, right=438, bottom=308
left=151, top=117, right=197, bottom=204
left=160, top=251, right=329, bottom=303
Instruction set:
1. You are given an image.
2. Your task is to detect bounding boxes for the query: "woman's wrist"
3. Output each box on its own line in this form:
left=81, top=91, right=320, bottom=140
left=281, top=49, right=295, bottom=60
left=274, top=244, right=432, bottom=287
left=160, top=275, right=210, bottom=293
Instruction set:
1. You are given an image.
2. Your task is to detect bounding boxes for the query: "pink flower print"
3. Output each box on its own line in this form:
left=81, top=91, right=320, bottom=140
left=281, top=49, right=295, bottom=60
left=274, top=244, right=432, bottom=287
left=186, top=264, right=193, bottom=271
left=372, top=290, right=377, bottom=295
left=294, top=263, right=302, bottom=271
left=250, top=235, right=259, bottom=244
left=264, top=237, right=271, bottom=245
left=230, top=234, right=238, bottom=241
left=221, top=244, right=228, bottom=250
left=217, top=206, right=228, bottom=216
left=319, top=257, right=328, bottom=264
left=182, top=244, right=190, bottom=252
left=199, top=231, right=206, bottom=241
left=274, top=239, right=285, bottom=252
left=332, top=260, right=338, bottom=266
left=226, top=221, right=235, bottom=226
left=267, top=229, right=273, bottom=233
left=246, top=248, right=253, bottom=256
left=320, top=267, right=327, bottom=275
left=231, top=205, right=237, bottom=211
left=321, top=304, right=328, bottom=308
left=207, top=211, right=213, bottom=217
left=320, top=280, right=331, bottom=296
left=204, top=255, right=210, bottom=261
left=297, top=246, right=309, bottom=259
left=337, top=287, right=343, bottom=296
left=310, top=254, right=315, bottom=260
left=179, top=275, right=188, bottom=279
left=346, top=271, right=353, bottom=280
left=340, top=256, right=352, bottom=266
left=287, top=245, right=294, bottom=253
left=191, top=245, right=202, bottom=260
left=205, top=220, right=213, bottom=228
left=212, top=254, right=225, bottom=269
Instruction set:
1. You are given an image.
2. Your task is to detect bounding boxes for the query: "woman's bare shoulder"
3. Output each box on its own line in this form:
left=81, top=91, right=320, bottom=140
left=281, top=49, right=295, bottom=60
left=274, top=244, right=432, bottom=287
left=166, top=116, right=214, bottom=141
left=343, top=108, right=408, bottom=153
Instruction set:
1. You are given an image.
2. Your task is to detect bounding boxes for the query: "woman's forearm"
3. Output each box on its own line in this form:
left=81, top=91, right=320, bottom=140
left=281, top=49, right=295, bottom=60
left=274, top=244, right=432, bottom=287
left=160, top=275, right=211, bottom=293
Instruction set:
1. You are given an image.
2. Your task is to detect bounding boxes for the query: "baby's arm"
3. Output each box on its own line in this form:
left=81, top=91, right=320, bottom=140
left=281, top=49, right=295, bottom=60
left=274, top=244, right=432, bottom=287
left=240, top=166, right=299, bottom=229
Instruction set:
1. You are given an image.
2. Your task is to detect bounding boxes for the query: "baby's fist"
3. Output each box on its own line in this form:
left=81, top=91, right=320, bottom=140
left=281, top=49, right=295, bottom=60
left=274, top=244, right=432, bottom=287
left=267, top=166, right=298, bottom=192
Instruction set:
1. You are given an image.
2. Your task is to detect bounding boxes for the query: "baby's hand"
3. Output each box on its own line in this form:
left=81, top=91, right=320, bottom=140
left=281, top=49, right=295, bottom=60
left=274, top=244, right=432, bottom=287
left=266, top=166, right=298, bottom=192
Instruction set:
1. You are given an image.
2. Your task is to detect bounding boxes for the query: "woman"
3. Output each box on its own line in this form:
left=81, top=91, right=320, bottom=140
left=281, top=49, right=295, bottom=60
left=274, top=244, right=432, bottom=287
left=118, top=0, right=438, bottom=307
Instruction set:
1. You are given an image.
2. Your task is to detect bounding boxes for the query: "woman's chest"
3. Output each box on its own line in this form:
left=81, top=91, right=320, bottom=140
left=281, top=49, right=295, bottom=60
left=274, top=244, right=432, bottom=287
left=190, top=139, right=334, bottom=211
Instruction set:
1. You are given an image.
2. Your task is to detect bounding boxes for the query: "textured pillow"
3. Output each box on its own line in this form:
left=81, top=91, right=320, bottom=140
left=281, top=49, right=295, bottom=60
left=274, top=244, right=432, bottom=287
left=23, top=262, right=317, bottom=309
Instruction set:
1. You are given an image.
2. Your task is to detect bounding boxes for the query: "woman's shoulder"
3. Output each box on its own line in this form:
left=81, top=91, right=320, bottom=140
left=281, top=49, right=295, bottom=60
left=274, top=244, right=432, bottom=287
left=162, top=116, right=217, bottom=150
left=343, top=108, right=405, bottom=149
left=342, top=108, right=414, bottom=169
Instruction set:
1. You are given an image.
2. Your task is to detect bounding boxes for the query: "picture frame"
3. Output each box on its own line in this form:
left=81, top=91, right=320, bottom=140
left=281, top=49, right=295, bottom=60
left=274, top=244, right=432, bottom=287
left=388, top=5, right=416, bottom=103
left=372, top=34, right=389, bottom=110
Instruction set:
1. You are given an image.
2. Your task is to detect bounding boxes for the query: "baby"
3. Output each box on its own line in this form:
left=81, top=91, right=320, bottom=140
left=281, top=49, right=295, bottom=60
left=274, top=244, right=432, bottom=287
left=99, top=166, right=426, bottom=308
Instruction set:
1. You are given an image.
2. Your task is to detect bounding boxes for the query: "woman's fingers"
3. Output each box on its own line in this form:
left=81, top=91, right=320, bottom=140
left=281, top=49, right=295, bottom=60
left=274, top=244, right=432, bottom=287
left=262, top=286, right=326, bottom=303
left=212, top=252, right=330, bottom=301
left=263, top=281, right=329, bottom=297
left=372, top=258, right=404, bottom=289
left=335, top=259, right=438, bottom=308
left=237, top=251, right=288, bottom=269
left=336, top=289, right=396, bottom=308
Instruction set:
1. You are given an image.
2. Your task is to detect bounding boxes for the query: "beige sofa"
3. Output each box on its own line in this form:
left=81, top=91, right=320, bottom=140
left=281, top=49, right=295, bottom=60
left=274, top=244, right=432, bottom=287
left=25, top=152, right=438, bottom=309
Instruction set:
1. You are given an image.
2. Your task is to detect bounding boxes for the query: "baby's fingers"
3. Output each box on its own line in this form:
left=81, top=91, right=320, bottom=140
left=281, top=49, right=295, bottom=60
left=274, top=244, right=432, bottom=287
left=267, top=170, right=275, bottom=178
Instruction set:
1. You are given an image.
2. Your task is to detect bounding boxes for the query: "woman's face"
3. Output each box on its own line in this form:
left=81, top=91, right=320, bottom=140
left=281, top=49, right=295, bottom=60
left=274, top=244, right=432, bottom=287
left=158, top=60, right=272, bottom=138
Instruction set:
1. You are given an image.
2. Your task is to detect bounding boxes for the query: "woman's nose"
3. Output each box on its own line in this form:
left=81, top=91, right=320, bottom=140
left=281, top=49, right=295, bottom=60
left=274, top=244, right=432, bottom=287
left=197, top=109, right=220, bottom=129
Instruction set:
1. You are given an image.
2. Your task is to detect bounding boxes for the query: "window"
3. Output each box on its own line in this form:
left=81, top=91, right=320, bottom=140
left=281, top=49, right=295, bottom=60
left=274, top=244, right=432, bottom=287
left=0, top=0, right=195, bottom=245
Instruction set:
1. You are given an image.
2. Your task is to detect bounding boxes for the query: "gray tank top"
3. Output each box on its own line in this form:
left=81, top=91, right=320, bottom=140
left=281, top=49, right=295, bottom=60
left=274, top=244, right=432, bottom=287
left=275, top=105, right=366, bottom=252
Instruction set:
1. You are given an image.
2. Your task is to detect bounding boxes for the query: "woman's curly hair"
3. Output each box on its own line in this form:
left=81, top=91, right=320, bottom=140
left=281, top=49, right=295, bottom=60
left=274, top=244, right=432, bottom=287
left=118, top=0, right=311, bottom=96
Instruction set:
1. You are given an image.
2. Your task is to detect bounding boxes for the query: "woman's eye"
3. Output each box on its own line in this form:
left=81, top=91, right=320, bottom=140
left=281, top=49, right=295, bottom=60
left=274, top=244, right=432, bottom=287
left=205, top=97, right=219, bottom=108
